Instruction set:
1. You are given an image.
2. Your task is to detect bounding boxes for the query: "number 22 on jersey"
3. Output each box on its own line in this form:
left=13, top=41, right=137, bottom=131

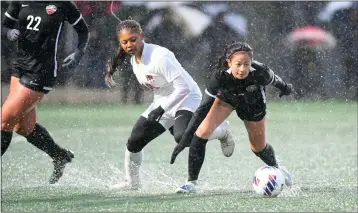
left=26, top=15, right=41, bottom=31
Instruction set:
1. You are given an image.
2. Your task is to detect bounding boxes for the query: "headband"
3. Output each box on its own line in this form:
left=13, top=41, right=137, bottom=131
left=227, top=50, right=249, bottom=60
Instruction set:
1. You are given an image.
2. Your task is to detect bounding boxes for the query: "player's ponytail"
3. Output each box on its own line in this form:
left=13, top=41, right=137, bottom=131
left=108, top=46, right=126, bottom=75
left=214, top=54, right=229, bottom=73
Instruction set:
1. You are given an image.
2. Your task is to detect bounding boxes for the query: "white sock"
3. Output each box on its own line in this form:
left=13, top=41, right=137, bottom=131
left=208, top=120, right=229, bottom=141
left=124, top=148, right=143, bottom=186
left=187, top=180, right=198, bottom=185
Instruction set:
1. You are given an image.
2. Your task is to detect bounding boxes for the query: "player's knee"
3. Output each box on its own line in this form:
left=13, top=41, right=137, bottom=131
left=126, top=137, right=144, bottom=153
left=14, top=125, right=26, bottom=136
left=2, top=102, right=28, bottom=125
left=1, top=113, right=21, bottom=131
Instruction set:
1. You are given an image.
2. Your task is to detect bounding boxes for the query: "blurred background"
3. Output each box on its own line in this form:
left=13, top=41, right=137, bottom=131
left=1, top=1, right=358, bottom=103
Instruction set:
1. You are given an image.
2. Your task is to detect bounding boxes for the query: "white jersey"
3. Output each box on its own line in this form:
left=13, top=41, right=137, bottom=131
left=130, top=43, right=202, bottom=129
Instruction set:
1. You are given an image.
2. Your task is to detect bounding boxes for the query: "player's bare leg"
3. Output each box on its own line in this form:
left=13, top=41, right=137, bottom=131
left=2, top=77, right=74, bottom=184
left=245, top=118, right=292, bottom=187
left=1, top=77, right=43, bottom=155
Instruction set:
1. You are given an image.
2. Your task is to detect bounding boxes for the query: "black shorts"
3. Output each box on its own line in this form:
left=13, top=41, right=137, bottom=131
left=234, top=103, right=266, bottom=121
left=217, top=90, right=266, bottom=122
left=11, top=62, right=57, bottom=94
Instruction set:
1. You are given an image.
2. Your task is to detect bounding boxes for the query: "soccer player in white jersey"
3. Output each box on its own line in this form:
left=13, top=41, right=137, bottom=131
left=105, top=19, right=236, bottom=190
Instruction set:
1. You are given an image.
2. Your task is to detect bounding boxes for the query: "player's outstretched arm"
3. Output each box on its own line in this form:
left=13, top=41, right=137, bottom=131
left=72, top=17, right=89, bottom=54
left=251, top=61, right=293, bottom=97
left=62, top=2, right=89, bottom=69
left=271, top=74, right=293, bottom=97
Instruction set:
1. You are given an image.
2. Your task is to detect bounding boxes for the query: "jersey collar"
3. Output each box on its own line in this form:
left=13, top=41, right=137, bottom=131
left=139, top=42, right=148, bottom=64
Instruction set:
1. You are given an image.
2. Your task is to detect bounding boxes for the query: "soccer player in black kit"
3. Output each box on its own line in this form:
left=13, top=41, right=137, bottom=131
left=1, top=1, right=89, bottom=184
left=170, top=42, right=294, bottom=193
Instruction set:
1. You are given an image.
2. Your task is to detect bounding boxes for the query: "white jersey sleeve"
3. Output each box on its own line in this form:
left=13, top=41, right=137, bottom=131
left=156, top=56, right=190, bottom=111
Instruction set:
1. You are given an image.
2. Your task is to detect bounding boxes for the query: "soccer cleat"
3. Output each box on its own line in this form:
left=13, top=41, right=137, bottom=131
left=277, top=161, right=293, bottom=188
left=219, top=121, right=236, bottom=157
left=175, top=181, right=197, bottom=194
left=49, top=150, right=74, bottom=184
left=109, top=181, right=141, bottom=191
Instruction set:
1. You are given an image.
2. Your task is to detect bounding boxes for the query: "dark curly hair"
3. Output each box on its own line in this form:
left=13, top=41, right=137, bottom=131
left=116, top=19, right=143, bottom=35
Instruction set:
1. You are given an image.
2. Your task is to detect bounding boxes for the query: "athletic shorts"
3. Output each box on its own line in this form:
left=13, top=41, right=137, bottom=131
left=12, top=61, right=57, bottom=94
left=217, top=88, right=267, bottom=122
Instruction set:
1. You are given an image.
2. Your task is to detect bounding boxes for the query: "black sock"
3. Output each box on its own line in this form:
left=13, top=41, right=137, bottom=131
left=188, top=134, right=208, bottom=182
left=25, top=123, right=66, bottom=159
left=1, top=130, right=13, bottom=156
left=252, top=143, right=278, bottom=167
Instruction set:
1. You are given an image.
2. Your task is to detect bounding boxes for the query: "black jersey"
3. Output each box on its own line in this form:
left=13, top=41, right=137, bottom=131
left=206, top=61, right=275, bottom=108
left=177, top=61, right=288, bottom=149
left=4, top=1, right=82, bottom=72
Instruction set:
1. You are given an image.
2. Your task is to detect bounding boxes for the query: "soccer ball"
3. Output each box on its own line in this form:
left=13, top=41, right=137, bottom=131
left=252, top=166, right=285, bottom=197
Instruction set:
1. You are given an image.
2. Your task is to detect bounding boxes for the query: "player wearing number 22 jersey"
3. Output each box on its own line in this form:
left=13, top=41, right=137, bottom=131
left=1, top=1, right=89, bottom=184
left=3, top=1, right=88, bottom=92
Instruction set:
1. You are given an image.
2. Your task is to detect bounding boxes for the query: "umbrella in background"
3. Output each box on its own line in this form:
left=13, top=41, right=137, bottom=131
left=171, top=5, right=212, bottom=37
left=121, top=1, right=188, bottom=9
left=318, top=1, right=355, bottom=22
left=144, top=4, right=212, bottom=38
left=284, top=26, right=337, bottom=51
left=145, top=2, right=187, bottom=10
left=202, top=3, right=248, bottom=37
left=223, top=13, right=248, bottom=36
left=202, top=3, right=229, bottom=16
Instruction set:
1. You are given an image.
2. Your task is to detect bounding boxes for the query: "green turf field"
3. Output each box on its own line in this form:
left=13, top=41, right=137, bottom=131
left=1, top=101, right=357, bottom=212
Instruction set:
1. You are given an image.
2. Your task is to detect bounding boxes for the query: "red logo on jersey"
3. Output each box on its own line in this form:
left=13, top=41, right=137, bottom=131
left=146, top=75, right=153, bottom=81
left=46, top=5, right=57, bottom=15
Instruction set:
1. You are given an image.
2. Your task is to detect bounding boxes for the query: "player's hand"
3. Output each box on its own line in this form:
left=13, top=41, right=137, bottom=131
left=147, top=106, right=165, bottom=122
left=62, top=49, right=85, bottom=69
left=7, top=29, right=20, bottom=41
left=170, top=143, right=186, bottom=164
left=279, top=83, right=293, bottom=97
left=251, top=60, right=269, bottom=72
left=105, top=59, right=117, bottom=88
